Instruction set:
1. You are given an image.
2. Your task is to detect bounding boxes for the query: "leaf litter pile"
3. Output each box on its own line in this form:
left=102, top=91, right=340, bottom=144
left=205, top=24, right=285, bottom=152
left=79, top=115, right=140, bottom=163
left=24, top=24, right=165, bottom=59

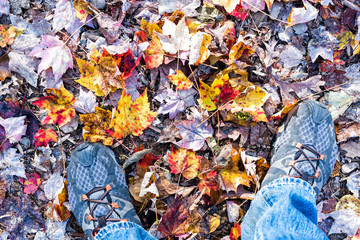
left=1, top=0, right=360, bottom=239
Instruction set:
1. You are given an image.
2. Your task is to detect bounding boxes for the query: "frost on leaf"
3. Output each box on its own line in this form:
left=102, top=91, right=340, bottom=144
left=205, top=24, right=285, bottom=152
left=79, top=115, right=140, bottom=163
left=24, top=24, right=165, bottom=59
left=80, top=107, right=113, bottom=146
left=34, top=128, right=58, bottom=148
left=108, top=90, right=157, bottom=140
left=33, top=85, right=76, bottom=127
left=29, top=35, right=73, bottom=82
left=168, top=147, right=200, bottom=180
left=167, top=70, right=193, bottom=90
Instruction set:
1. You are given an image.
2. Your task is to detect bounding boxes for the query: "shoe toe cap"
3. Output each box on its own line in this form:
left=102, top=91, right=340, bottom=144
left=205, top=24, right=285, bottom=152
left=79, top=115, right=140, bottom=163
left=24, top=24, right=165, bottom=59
left=300, top=100, right=332, bottom=124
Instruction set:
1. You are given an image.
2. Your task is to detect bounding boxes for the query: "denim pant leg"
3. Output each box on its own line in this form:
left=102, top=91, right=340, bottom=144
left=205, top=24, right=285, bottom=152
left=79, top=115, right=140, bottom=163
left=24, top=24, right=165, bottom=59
left=241, top=177, right=328, bottom=240
left=95, top=222, right=157, bottom=240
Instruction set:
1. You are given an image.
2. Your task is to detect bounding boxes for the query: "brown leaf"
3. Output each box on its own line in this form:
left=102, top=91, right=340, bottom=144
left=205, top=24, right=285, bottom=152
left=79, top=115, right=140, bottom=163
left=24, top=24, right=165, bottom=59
left=337, top=122, right=360, bottom=142
left=155, top=172, right=195, bottom=198
left=0, top=54, right=10, bottom=81
left=158, top=197, right=191, bottom=237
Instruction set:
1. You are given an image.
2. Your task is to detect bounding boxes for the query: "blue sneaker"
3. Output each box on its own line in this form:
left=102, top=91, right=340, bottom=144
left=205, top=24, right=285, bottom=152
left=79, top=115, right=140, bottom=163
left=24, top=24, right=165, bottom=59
left=261, top=100, right=338, bottom=194
left=67, top=142, right=142, bottom=239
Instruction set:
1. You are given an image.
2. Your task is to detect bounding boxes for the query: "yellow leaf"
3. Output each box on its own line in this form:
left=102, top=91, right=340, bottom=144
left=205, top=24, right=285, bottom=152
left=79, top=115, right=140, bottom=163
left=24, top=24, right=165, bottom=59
left=195, top=34, right=212, bottom=65
left=208, top=215, right=221, bottom=233
left=109, top=90, right=157, bottom=139
left=231, top=86, right=269, bottom=122
left=79, top=107, right=113, bottom=145
left=73, top=0, right=92, bottom=22
left=168, top=70, right=193, bottom=90
left=229, top=40, right=255, bottom=64
left=212, top=0, right=240, bottom=13
left=144, top=34, right=165, bottom=69
left=140, top=19, right=162, bottom=38
left=0, top=25, right=23, bottom=48
left=168, top=147, right=200, bottom=180
left=75, top=58, right=105, bottom=96
left=198, top=74, right=229, bottom=111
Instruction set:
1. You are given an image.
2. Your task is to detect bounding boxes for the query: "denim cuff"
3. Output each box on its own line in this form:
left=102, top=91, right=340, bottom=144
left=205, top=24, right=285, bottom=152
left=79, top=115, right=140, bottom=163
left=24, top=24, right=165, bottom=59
left=95, top=221, right=157, bottom=240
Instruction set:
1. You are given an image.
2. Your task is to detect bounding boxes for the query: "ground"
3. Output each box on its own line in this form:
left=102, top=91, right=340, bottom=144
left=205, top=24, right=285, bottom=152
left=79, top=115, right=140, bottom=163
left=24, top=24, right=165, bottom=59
left=0, top=0, right=360, bottom=239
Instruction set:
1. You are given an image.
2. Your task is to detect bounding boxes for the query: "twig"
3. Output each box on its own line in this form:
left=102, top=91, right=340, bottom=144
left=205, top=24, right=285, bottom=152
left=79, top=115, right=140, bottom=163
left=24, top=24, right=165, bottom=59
left=241, top=0, right=288, bottom=25
left=56, top=125, right=67, bottom=182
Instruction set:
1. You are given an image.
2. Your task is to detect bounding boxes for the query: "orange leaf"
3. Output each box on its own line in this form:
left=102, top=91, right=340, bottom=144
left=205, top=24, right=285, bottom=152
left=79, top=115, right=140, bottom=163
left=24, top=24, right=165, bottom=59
left=140, top=19, right=162, bottom=39
left=198, top=170, right=218, bottom=196
left=144, top=34, right=165, bottom=69
left=79, top=107, right=113, bottom=145
left=55, top=181, right=70, bottom=221
left=33, top=85, right=75, bottom=127
left=230, top=223, right=241, bottom=240
left=0, top=25, right=23, bottom=48
left=34, top=128, right=58, bottom=148
left=168, top=147, right=200, bottom=180
left=108, top=90, right=157, bottom=139
left=229, top=40, right=255, bottom=64
left=167, top=70, right=193, bottom=90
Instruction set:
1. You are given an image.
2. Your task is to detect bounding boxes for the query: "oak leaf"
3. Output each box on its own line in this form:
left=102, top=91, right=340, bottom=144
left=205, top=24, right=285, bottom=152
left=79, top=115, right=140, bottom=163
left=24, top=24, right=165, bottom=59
left=79, top=107, right=113, bottom=145
left=33, top=85, right=76, bottom=127
left=108, top=90, right=157, bottom=139
left=168, top=147, right=200, bottom=180
left=34, top=128, right=58, bottom=148
left=168, top=70, right=193, bottom=90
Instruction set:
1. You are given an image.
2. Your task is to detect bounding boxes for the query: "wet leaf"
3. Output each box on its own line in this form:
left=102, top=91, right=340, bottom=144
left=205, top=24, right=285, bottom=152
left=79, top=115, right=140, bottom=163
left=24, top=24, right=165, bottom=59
left=33, top=85, right=76, bottom=127
left=168, top=147, right=201, bottom=180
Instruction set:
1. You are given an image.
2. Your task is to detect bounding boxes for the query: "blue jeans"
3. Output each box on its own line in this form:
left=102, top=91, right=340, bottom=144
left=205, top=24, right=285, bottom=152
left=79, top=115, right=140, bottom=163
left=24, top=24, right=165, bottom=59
left=242, top=177, right=328, bottom=240
left=95, top=177, right=328, bottom=240
left=95, top=221, right=156, bottom=240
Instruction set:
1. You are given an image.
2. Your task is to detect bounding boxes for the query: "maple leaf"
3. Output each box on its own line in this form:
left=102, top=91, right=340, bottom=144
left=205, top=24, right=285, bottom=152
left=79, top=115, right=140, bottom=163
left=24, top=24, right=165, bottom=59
left=75, top=58, right=105, bottom=96
left=34, top=128, right=58, bottom=148
left=168, top=147, right=200, bottom=180
left=52, top=0, right=77, bottom=33
left=0, top=25, right=23, bottom=47
left=198, top=170, right=219, bottom=196
left=140, top=19, right=162, bottom=39
left=0, top=148, right=26, bottom=180
left=20, top=172, right=42, bottom=195
left=168, top=70, right=193, bottom=90
left=230, top=86, right=269, bottom=122
left=108, top=90, right=157, bottom=139
left=33, top=85, right=76, bottom=127
left=154, top=88, right=197, bottom=119
left=55, top=182, right=70, bottom=221
left=79, top=107, right=113, bottom=145
left=74, top=88, right=98, bottom=113
left=174, top=109, right=214, bottom=151
left=189, top=32, right=212, bottom=65
left=287, top=0, right=318, bottom=27
left=0, top=115, right=27, bottom=144
left=198, top=74, right=228, bottom=111
left=134, top=146, right=160, bottom=170
left=229, top=38, right=255, bottom=64
left=29, top=35, right=73, bottom=82
left=230, top=223, right=241, bottom=240
left=308, top=27, right=338, bottom=62
left=144, top=34, right=165, bottom=69
left=212, top=0, right=240, bottom=13
left=158, top=197, right=191, bottom=237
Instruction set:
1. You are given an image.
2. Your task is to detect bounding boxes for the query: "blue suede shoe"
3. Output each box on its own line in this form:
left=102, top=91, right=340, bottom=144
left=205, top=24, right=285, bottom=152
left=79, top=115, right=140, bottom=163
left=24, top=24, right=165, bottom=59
left=261, top=100, right=338, bottom=194
left=67, top=142, right=142, bottom=239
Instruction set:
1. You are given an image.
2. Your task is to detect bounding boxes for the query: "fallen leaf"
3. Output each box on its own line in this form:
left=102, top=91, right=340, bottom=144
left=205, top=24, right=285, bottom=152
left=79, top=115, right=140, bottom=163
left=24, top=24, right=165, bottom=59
left=325, top=90, right=354, bottom=120
left=74, top=88, right=98, bottom=113
left=79, top=107, right=113, bottom=145
left=33, top=85, right=76, bottom=127
left=108, top=90, right=157, bottom=139
left=168, top=147, right=201, bottom=180
left=174, top=109, right=214, bottom=151
left=139, top=171, right=159, bottom=197
left=229, top=38, right=255, bottom=64
left=52, top=0, right=77, bottom=33
left=144, top=34, right=165, bottom=69
left=212, top=0, right=240, bottom=13
left=155, top=88, right=197, bottom=119
left=198, top=73, right=228, bottom=111
left=73, top=0, right=92, bottom=22
left=336, top=195, right=360, bottom=216
left=308, top=27, right=338, bottom=62
left=0, top=0, right=9, bottom=16
left=0, top=24, right=23, bottom=47
left=207, top=214, right=221, bottom=233
left=34, top=128, right=58, bottom=148
left=158, top=197, right=191, bottom=237
left=29, top=35, right=73, bottom=82
left=341, top=141, right=360, bottom=158
left=189, top=32, right=212, bottom=65
left=0, top=148, right=26, bottom=181
left=168, top=70, right=193, bottom=90
left=230, top=223, right=241, bottom=240
left=0, top=54, right=11, bottom=81
left=21, top=172, right=42, bottom=195
left=198, top=170, right=219, bottom=196
left=328, top=209, right=360, bottom=236
left=337, top=123, right=360, bottom=142
left=287, top=0, right=318, bottom=26
left=156, top=172, right=196, bottom=198
left=0, top=115, right=27, bottom=144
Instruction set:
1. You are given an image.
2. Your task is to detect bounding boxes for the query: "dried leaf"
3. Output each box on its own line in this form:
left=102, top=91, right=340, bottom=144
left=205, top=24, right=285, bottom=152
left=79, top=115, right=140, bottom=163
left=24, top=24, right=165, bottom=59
left=73, top=0, right=92, bottom=22
left=287, top=0, right=318, bottom=26
left=168, top=147, right=201, bottom=180
left=80, top=107, right=113, bottom=145
left=198, top=170, right=219, bottom=196
left=230, top=223, right=241, bottom=240
left=198, top=74, right=228, bottom=111
left=33, top=85, right=76, bottom=127
left=0, top=115, right=27, bottom=144
left=0, top=54, right=11, bottom=81
left=34, top=128, right=58, bottom=148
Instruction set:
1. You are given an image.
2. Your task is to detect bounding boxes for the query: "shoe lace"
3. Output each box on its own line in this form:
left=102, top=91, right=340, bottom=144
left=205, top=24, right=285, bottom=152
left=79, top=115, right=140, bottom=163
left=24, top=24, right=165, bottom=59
left=287, top=143, right=325, bottom=182
left=82, top=184, right=127, bottom=237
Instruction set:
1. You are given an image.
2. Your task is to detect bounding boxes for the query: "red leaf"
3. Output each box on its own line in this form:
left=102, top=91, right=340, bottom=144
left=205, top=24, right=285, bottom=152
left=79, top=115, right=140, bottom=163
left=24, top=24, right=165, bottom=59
left=34, top=128, right=58, bottom=148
